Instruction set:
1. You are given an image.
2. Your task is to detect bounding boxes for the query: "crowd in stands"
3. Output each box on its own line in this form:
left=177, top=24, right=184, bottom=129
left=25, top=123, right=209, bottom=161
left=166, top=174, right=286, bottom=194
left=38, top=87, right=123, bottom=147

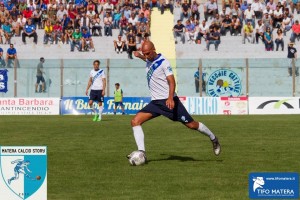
left=0, top=0, right=155, bottom=57
left=173, top=0, right=300, bottom=51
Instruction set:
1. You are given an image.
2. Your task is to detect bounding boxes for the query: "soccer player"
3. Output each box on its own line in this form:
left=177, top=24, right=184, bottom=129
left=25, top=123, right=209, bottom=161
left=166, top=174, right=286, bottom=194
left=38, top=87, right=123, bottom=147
left=113, top=83, right=125, bottom=115
left=129, top=41, right=221, bottom=159
left=85, top=60, right=106, bottom=121
left=8, top=159, right=32, bottom=184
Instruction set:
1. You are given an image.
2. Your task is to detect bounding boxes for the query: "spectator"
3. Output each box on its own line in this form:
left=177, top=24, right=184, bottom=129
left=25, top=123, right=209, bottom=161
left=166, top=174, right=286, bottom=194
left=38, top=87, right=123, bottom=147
left=205, top=26, right=221, bottom=51
left=80, top=12, right=90, bottom=31
left=43, top=20, right=53, bottom=44
left=263, top=6, right=273, bottom=17
left=212, top=13, right=222, bottom=28
left=262, top=12, right=272, bottom=32
left=137, top=12, right=148, bottom=25
left=204, top=0, right=218, bottom=22
left=196, top=20, right=209, bottom=43
left=128, top=13, right=138, bottom=28
left=2, top=20, right=13, bottom=44
left=103, top=0, right=114, bottom=17
left=231, top=15, right=241, bottom=36
left=287, top=42, right=299, bottom=76
left=255, top=19, right=264, bottom=44
left=190, top=0, right=199, bottom=20
left=32, top=6, right=42, bottom=28
left=113, top=8, right=122, bottom=29
left=70, top=28, right=83, bottom=51
left=10, top=6, right=20, bottom=19
left=11, top=16, right=20, bottom=37
left=290, top=0, right=300, bottom=14
left=53, top=21, right=63, bottom=44
left=67, top=3, right=77, bottom=23
left=62, top=14, right=71, bottom=33
left=81, top=27, right=95, bottom=51
left=6, top=44, right=19, bottom=68
left=290, top=20, right=300, bottom=43
left=185, top=19, right=196, bottom=44
left=23, top=7, right=33, bottom=19
left=103, top=12, right=113, bottom=36
left=220, top=14, right=232, bottom=36
left=275, top=28, right=284, bottom=51
left=273, top=5, right=283, bottom=28
left=119, top=14, right=128, bottom=36
left=123, top=6, right=132, bottom=20
left=41, top=10, right=48, bottom=29
left=22, top=19, right=38, bottom=44
left=127, top=26, right=136, bottom=41
left=281, top=14, right=292, bottom=36
left=263, top=27, right=273, bottom=51
left=0, top=48, right=6, bottom=67
left=56, top=5, right=68, bottom=21
left=267, top=0, right=276, bottom=11
left=137, top=22, right=150, bottom=43
left=127, top=36, right=136, bottom=59
left=173, top=19, right=185, bottom=44
left=244, top=5, right=255, bottom=26
left=180, top=0, right=190, bottom=21
left=18, top=0, right=27, bottom=13
left=251, top=0, right=263, bottom=19
left=64, top=21, right=74, bottom=44
left=231, top=3, right=242, bottom=20
left=161, top=0, right=174, bottom=15
left=91, top=13, right=102, bottom=36
left=113, top=35, right=126, bottom=53
left=242, top=21, right=255, bottom=44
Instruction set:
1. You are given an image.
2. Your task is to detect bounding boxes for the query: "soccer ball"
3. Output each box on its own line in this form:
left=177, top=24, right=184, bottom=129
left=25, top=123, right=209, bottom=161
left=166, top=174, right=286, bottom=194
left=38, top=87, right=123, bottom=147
left=128, top=150, right=146, bottom=166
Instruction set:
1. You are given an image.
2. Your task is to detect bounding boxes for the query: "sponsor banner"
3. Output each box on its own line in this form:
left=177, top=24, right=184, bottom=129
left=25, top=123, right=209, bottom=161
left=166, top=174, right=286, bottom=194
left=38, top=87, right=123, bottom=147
left=206, top=69, right=242, bottom=97
left=249, top=97, right=300, bottom=114
left=0, top=98, right=60, bottom=115
left=0, top=146, right=47, bottom=200
left=220, top=97, right=248, bottom=115
left=61, top=97, right=151, bottom=115
left=249, top=172, right=299, bottom=199
left=184, top=97, right=220, bottom=115
left=0, top=69, right=8, bottom=93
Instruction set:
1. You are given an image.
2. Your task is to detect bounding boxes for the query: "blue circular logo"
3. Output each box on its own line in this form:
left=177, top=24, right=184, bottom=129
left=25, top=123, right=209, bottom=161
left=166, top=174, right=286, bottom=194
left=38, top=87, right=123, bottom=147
left=206, top=69, right=242, bottom=97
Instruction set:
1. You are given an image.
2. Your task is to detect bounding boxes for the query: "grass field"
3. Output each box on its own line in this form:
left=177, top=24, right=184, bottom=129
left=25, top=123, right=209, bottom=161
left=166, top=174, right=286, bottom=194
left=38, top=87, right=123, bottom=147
left=0, top=115, right=299, bottom=200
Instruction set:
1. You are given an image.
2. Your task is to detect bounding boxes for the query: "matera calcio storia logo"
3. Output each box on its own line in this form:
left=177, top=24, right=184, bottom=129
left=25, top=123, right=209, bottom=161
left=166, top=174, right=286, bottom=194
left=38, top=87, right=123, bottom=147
left=0, top=146, right=47, bottom=200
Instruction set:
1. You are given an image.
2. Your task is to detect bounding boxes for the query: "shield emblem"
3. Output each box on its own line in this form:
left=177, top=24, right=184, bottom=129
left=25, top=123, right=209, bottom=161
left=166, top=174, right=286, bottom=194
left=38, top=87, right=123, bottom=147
left=0, top=146, right=47, bottom=200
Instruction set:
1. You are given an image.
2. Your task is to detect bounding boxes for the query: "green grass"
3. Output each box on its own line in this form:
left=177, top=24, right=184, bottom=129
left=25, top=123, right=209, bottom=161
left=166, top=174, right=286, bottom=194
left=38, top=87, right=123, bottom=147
left=0, top=115, right=299, bottom=200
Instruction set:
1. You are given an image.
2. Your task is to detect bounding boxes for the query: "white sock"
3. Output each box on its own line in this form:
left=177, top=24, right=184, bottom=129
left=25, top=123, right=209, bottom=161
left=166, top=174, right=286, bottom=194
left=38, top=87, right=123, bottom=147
left=198, top=122, right=216, bottom=141
left=132, top=126, right=145, bottom=151
left=90, top=104, right=96, bottom=114
left=98, top=106, right=103, bottom=116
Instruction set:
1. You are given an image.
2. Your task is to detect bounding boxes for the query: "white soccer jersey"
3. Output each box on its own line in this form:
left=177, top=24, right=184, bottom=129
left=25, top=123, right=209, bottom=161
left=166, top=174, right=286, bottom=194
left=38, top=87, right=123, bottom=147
left=145, top=54, right=175, bottom=100
left=89, top=69, right=106, bottom=90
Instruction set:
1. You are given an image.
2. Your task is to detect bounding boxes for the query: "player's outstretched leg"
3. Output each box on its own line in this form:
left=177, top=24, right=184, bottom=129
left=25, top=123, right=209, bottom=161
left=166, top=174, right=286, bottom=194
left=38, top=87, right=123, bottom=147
left=185, top=121, right=221, bottom=156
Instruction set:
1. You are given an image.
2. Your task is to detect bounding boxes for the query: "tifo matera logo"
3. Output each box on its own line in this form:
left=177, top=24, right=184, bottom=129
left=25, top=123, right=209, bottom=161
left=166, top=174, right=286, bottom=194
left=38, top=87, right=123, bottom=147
left=253, top=177, right=265, bottom=192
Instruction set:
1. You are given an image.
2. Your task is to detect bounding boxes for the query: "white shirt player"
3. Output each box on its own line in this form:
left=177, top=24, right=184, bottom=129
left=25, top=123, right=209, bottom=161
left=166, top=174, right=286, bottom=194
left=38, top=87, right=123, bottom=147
left=89, top=69, right=106, bottom=90
left=145, top=54, right=175, bottom=100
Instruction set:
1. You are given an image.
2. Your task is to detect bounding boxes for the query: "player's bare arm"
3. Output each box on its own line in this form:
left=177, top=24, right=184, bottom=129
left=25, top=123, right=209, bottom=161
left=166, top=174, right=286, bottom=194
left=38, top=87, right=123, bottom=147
left=102, top=78, right=106, bottom=96
left=166, top=75, right=176, bottom=110
left=86, top=77, right=92, bottom=95
left=133, top=51, right=146, bottom=61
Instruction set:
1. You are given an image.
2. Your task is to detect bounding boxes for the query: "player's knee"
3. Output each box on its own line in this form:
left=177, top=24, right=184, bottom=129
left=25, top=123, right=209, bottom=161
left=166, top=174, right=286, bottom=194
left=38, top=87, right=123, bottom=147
left=131, top=117, right=141, bottom=127
left=185, top=121, right=198, bottom=130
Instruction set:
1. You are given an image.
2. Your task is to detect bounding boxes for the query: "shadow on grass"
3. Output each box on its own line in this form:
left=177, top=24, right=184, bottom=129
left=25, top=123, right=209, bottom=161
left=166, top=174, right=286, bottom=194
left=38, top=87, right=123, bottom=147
left=148, top=154, right=223, bottom=163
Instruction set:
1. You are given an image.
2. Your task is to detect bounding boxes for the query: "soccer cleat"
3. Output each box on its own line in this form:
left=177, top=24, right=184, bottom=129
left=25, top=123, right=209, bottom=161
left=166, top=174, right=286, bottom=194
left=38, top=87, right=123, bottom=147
left=93, top=114, right=99, bottom=122
left=211, top=137, right=221, bottom=156
left=97, top=115, right=102, bottom=122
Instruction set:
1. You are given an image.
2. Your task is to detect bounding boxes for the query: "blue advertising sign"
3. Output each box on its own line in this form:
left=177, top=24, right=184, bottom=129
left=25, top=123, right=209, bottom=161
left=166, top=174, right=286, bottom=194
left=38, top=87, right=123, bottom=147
left=61, top=97, right=151, bottom=115
left=249, top=172, right=299, bottom=199
left=0, top=69, right=8, bottom=93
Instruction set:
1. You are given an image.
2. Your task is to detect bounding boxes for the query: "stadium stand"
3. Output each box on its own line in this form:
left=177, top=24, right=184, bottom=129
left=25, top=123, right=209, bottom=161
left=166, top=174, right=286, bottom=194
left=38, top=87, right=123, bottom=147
left=0, top=0, right=298, bottom=61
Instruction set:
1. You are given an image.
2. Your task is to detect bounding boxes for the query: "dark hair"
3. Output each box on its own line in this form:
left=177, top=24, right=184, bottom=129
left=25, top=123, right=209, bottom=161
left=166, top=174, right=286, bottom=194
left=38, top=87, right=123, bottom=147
left=40, top=57, right=45, bottom=62
left=115, top=83, right=120, bottom=86
left=93, top=60, right=100, bottom=65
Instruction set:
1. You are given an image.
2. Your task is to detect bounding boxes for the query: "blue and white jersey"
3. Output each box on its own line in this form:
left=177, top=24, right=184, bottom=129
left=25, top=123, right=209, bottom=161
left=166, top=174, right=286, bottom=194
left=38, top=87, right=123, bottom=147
left=145, top=54, right=175, bottom=100
left=89, top=69, right=106, bottom=90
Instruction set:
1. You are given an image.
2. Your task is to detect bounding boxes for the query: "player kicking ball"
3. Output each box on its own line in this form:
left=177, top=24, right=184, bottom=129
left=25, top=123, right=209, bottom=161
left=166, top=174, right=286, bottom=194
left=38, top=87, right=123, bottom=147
left=85, top=60, right=106, bottom=121
left=128, top=41, right=221, bottom=161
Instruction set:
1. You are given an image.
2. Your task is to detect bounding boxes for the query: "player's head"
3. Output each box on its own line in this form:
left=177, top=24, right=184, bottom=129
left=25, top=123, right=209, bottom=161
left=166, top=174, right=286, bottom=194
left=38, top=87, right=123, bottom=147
left=93, top=60, right=100, bottom=71
left=40, top=57, right=45, bottom=63
left=115, top=83, right=120, bottom=88
left=141, top=41, right=157, bottom=61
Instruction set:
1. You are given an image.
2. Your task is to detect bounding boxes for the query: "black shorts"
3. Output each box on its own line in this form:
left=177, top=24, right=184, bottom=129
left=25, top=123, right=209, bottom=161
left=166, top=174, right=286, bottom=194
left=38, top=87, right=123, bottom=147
left=139, top=96, right=194, bottom=123
left=89, top=90, right=104, bottom=102
left=115, top=102, right=124, bottom=107
left=36, top=76, right=45, bottom=84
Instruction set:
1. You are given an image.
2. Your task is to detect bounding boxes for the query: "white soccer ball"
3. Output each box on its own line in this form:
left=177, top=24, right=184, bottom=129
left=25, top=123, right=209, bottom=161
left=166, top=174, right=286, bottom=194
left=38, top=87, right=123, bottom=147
left=128, top=150, right=146, bottom=166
